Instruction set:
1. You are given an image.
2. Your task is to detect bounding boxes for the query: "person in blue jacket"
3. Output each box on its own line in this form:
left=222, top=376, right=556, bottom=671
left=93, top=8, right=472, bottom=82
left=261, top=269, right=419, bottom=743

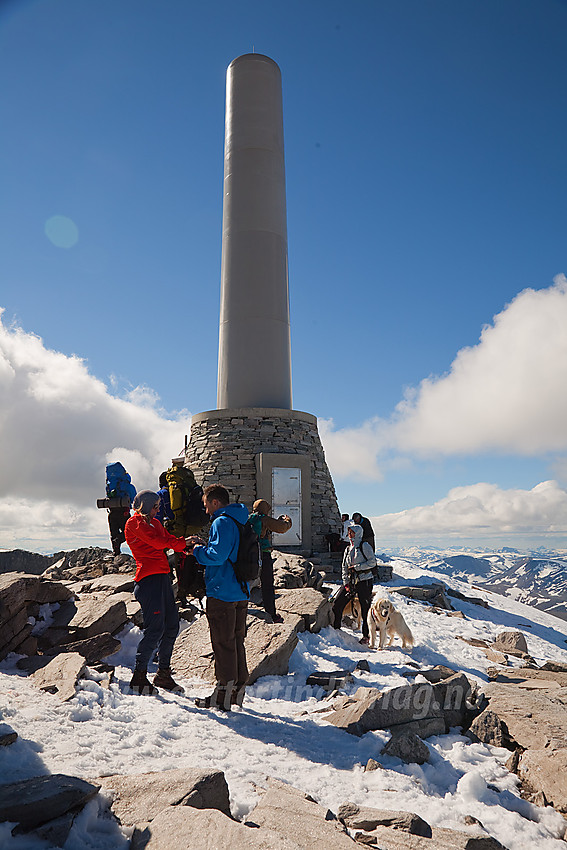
left=187, top=483, right=249, bottom=711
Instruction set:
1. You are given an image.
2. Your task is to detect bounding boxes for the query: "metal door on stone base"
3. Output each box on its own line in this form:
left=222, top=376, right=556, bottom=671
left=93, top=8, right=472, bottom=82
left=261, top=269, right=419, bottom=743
left=272, top=467, right=302, bottom=545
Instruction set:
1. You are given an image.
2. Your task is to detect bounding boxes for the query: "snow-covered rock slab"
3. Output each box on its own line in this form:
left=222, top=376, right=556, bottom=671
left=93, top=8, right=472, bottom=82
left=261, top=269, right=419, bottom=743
left=326, top=673, right=474, bottom=737
left=249, top=778, right=356, bottom=848
left=171, top=611, right=300, bottom=684
left=0, top=774, right=100, bottom=831
left=98, top=768, right=230, bottom=826
left=131, top=805, right=299, bottom=850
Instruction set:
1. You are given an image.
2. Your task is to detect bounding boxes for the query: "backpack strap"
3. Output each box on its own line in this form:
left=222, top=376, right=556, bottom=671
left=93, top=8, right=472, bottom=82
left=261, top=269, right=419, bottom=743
left=223, top=514, right=249, bottom=597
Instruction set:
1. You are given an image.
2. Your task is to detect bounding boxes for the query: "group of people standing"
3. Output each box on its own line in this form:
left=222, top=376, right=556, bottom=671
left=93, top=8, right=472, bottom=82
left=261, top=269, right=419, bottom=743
left=116, top=472, right=290, bottom=711
left=104, top=463, right=376, bottom=706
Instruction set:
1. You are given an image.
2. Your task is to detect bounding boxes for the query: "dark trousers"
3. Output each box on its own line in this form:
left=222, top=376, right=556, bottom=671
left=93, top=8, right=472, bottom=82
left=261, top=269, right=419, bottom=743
left=108, top=508, right=129, bottom=555
left=134, top=573, right=179, bottom=671
left=260, top=550, right=277, bottom=618
left=333, top=579, right=373, bottom=639
left=206, top=597, right=249, bottom=688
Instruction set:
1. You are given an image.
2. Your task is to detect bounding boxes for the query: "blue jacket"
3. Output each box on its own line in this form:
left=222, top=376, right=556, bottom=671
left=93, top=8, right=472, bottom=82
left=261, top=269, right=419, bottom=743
left=193, top=502, right=249, bottom=602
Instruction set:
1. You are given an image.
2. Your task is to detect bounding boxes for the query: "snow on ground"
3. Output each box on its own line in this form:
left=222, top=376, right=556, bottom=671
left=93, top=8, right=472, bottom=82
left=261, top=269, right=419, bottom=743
left=2, top=559, right=567, bottom=849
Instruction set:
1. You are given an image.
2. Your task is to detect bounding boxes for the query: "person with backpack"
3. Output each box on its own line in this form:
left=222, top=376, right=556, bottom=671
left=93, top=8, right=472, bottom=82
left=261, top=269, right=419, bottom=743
left=105, top=462, right=137, bottom=556
left=155, top=471, right=174, bottom=526
left=332, top=523, right=376, bottom=645
left=248, top=499, right=291, bottom=623
left=163, top=461, right=208, bottom=605
left=186, top=484, right=250, bottom=711
left=125, top=490, right=189, bottom=695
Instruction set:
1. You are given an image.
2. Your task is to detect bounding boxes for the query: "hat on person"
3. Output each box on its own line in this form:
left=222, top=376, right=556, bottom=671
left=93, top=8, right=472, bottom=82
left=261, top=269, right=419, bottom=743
left=253, top=499, right=271, bottom=515
left=133, top=490, right=160, bottom=515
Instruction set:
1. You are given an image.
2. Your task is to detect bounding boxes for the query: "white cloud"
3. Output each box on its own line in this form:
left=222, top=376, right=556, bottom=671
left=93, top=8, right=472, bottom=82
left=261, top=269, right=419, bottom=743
left=320, top=275, right=567, bottom=480
left=0, top=311, right=191, bottom=550
left=371, top=480, right=567, bottom=540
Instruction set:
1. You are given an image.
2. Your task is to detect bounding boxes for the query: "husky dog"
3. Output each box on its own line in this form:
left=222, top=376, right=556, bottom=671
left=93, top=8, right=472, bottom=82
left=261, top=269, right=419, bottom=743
left=368, top=597, right=414, bottom=650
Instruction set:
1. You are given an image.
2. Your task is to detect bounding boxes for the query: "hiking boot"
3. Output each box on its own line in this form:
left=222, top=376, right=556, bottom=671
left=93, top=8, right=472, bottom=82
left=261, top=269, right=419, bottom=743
left=195, top=685, right=231, bottom=712
left=153, top=668, right=184, bottom=694
left=231, top=684, right=246, bottom=707
left=271, top=613, right=284, bottom=624
left=130, top=669, right=158, bottom=695
left=359, top=636, right=369, bottom=646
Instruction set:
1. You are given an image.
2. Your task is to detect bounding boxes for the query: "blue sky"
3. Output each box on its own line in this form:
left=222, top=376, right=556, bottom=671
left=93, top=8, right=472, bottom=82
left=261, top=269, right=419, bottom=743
left=1, top=0, right=566, bottom=552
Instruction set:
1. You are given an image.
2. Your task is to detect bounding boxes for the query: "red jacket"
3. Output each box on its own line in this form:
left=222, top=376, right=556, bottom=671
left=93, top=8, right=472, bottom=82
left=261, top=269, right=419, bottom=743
left=125, top=514, right=186, bottom=582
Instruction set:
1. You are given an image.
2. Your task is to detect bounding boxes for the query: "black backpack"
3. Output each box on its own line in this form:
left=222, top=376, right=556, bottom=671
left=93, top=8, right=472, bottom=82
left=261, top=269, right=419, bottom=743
left=226, top=515, right=262, bottom=594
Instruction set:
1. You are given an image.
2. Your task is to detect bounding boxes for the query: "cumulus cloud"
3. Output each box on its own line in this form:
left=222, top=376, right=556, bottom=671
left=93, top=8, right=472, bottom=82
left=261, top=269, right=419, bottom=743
left=371, top=480, right=567, bottom=540
left=320, top=275, right=567, bottom=480
left=0, top=311, right=191, bottom=550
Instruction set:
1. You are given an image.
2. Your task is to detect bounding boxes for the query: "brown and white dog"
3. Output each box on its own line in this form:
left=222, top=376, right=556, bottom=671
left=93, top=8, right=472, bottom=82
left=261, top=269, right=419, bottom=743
left=368, top=597, right=414, bottom=650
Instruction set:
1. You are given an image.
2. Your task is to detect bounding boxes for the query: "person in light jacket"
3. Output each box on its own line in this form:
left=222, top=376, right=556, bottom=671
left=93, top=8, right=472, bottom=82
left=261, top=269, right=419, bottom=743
left=332, top=524, right=376, bottom=645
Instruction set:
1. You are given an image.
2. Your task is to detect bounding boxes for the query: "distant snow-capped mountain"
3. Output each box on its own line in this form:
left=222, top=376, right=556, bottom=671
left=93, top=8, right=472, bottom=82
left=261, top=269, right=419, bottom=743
left=389, top=548, right=567, bottom=623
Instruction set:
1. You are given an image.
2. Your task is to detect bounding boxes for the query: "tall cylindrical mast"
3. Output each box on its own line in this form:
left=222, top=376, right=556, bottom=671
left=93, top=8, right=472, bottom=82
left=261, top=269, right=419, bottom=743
left=216, top=53, right=292, bottom=410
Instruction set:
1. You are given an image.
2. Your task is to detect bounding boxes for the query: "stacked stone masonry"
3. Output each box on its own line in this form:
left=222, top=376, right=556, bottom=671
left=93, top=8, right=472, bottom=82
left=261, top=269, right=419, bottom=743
left=185, top=408, right=342, bottom=553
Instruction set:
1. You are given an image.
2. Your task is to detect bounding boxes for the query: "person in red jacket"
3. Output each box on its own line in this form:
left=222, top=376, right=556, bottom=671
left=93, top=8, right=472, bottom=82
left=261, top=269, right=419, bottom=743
left=125, top=490, right=188, bottom=695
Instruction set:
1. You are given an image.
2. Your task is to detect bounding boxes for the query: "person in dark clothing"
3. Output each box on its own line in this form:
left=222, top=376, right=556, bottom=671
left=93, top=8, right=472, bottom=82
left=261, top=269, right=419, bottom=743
left=332, top=524, right=376, bottom=645
left=105, top=462, right=136, bottom=556
left=352, top=512, right=375, bottom=552
left=248, top=499, right=292, bottom=623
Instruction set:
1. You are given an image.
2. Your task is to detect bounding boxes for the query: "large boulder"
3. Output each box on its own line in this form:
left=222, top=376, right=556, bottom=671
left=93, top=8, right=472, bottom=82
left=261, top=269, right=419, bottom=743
left=482, top=679, right=567, bottom=812
left=275, top=587, right=332, bottom=633
left=337, top=802, right=431, bottom=837
left=131, top=805, right=299, bottom=850
left=0, top=774, right=100, bottom=831
left=67, top=595, right=128, bottom=639
left=248, top=778, right=355, bottom=849
left=98, top=769, right=231, bottom=826
left=0, top=573, right=72, bottom=661
left=171, top=611, right=300, bottom=684
left=325, top=674, right=475, bottom=737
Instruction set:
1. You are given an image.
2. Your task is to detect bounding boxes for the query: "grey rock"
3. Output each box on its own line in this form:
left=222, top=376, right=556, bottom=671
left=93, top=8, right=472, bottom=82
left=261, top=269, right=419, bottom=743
left=275, top=587, right=333, bottom=633
left=131, top=805, right=300, bottom=850
left=337, top=802, right=431, bottom=836
left=306, top=670, right=353, bottom=690
left=249, top=778, right=356, bottom=848
left=392, top=583, right=452, bottom=610
left=326, top=673, right=473, bottom=737
left=467, top=710, right=514, bottom=749
left=31, top=652, right=86, bottom=701
left=360, top=825, right=507, bottom=849
left=0, top=774, right=100, bottom=830
left=492, top=630, right=528, bottom=655
left=483, top=680, right=567, bottom=812
left=382, top=731, right=430, bottom=764
left=364, top=758, right=382, bottom=772
left=88, top=574, right=135, bottom=593
left=68, top=596, right=128, bottom=639
left=60, top=632, right=121, bottom=664
left=403, top=665, right=457, bottom=683
left=99, top=768, right=230, bottom=826
left=171, top=607, right=301, bottom=685
left=0, top=723, right=17, bottom=746
left=30, top=811, right=75, bottom=846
